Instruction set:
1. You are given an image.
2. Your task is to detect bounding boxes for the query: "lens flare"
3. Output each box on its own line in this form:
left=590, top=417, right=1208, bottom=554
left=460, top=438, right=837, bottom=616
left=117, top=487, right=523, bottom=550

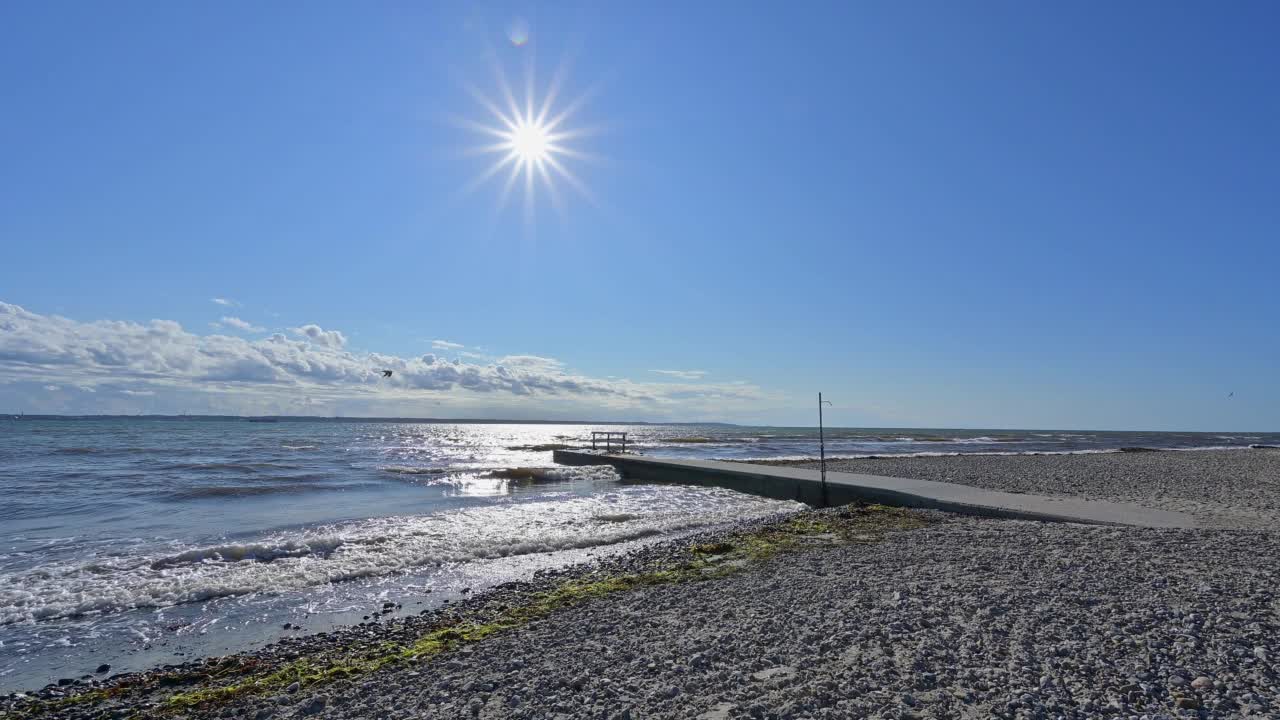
left=507, top=18, right=529, bottom=47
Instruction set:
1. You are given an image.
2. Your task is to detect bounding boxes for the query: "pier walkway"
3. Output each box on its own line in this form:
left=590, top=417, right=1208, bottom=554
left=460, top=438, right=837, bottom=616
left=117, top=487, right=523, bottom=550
left=553, top=450, right=1196, bottom=528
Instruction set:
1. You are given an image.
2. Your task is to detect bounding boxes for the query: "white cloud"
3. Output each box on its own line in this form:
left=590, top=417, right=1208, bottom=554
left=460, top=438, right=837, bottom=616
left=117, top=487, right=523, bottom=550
left=651, top=369, right=708, bottom=380
left=0, top=302, right=774, bottom=417
left=220, top=316, right=264, bottom=333
left=291, top=324, right=347, bottom=349
left=432, top=340, right=464, bottom=350
left=44, top=384, right=59, bottom=391
left=499, top=355, right=565, bottom=371
left=211, top=298, right=239, bottom=307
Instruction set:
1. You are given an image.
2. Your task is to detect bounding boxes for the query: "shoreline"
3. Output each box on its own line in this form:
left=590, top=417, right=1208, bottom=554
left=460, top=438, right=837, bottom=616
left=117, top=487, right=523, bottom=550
left=5, top=505, right=931, bottom=719
left=6, top=448, right=1280, bottom=719
left=12, top=506, right=1277, bottom=719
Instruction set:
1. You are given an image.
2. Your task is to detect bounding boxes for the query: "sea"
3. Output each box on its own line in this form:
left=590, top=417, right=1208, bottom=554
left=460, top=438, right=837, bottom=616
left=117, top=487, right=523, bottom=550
left=2, top=418, right=1277, bottom=691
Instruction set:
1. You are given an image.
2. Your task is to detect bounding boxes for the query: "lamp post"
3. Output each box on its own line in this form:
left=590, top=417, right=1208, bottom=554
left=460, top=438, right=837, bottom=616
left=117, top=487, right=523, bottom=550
left=818, top=392, right=832, bottom=506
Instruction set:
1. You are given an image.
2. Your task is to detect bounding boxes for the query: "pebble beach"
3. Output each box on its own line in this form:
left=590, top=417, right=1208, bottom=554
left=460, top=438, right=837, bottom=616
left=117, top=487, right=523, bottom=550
left=766, top=447, right=1280, bottom=529
left=7, top=449, right=1280, bottom=720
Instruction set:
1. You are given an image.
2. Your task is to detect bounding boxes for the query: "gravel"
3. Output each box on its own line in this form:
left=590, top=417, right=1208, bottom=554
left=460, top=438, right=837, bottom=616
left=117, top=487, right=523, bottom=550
left=767, top=448, right=1280, bottom=529
left=241, top=517, right=1279, bottom=720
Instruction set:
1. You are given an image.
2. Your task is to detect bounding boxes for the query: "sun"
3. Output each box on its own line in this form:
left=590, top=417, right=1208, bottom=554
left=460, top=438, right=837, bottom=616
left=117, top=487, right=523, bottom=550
left=456, top=55, right=598, bottom=219
left=509, top=120, right=551, bottom=164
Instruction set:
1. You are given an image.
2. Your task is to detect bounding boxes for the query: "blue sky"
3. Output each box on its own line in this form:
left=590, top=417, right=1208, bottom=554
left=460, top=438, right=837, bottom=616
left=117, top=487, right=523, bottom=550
left=1, top=1, right=1277, bottom=429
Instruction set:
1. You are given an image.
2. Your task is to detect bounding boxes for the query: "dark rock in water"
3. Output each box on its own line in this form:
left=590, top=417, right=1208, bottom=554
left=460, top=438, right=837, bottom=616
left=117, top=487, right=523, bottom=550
left=95, top=663, right=111, bottom=674
left=282, top=622, right=292, bottom=629
left=382, top=601, right=396, bottom=609
left=461, top=587, right=471, bottom=594
left=57, top=678, right=75, bottom=686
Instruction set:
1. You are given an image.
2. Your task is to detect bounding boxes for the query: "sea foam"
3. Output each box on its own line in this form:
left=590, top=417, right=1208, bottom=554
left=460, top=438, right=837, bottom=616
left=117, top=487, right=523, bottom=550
left=0, top=478, right=799, bottom=625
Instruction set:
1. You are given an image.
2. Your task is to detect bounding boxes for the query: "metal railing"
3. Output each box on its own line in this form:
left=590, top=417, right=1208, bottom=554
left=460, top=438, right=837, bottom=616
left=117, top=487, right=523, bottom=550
left=591, top=431, right=627, bottom=453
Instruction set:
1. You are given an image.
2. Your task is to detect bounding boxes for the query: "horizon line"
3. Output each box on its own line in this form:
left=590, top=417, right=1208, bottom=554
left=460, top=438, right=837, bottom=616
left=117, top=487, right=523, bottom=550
left=5, top=414, right=1277, bottom=435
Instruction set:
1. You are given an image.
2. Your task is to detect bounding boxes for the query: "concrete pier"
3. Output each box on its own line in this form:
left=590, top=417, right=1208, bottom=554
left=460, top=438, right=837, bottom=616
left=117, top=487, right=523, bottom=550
left=553, top=450, right=1196, bottom=528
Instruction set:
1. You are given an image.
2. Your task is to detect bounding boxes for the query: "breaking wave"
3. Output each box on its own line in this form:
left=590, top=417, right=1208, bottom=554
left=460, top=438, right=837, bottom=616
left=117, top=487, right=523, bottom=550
left=0, top=481, right=799, bottom=625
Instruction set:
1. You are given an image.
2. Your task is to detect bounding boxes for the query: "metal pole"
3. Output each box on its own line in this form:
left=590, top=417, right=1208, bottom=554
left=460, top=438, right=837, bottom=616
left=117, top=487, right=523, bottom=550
left=819, top=392, right=827, bottom=505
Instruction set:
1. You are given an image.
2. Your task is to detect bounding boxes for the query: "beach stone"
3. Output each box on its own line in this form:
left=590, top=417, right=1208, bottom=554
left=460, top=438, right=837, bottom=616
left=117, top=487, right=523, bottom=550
left=751, top=666, right=796, bottom=682
left=697, top=702, right=736, bottom=719
left=1191, top=676, right=1213, bottom=691
left=285, top=681, right=300, bottom=694
left=300, top=695, right=327, bottom=715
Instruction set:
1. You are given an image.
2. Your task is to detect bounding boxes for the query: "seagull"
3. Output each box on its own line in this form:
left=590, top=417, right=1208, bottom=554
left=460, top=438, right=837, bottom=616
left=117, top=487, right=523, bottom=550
left=1228, top=391, right=1234, bottom=398
left=381, top=370, right=393, bottom=378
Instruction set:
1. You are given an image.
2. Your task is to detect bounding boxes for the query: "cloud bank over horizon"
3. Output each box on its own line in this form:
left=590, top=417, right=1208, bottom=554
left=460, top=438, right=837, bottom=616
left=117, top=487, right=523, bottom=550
left=0, top=302, right=773, bottom=420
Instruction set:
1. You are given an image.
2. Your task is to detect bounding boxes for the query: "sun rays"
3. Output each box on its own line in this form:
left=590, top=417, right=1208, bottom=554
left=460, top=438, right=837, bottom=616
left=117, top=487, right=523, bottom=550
left=456, top=49, right=599, bottom=223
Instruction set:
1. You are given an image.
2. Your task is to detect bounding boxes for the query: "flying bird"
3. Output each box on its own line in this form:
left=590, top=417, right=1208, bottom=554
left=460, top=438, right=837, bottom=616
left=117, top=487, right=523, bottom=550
left=381, top=370, right=393, bottom=378
left=1228, top=391, right=1234, bottom=398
